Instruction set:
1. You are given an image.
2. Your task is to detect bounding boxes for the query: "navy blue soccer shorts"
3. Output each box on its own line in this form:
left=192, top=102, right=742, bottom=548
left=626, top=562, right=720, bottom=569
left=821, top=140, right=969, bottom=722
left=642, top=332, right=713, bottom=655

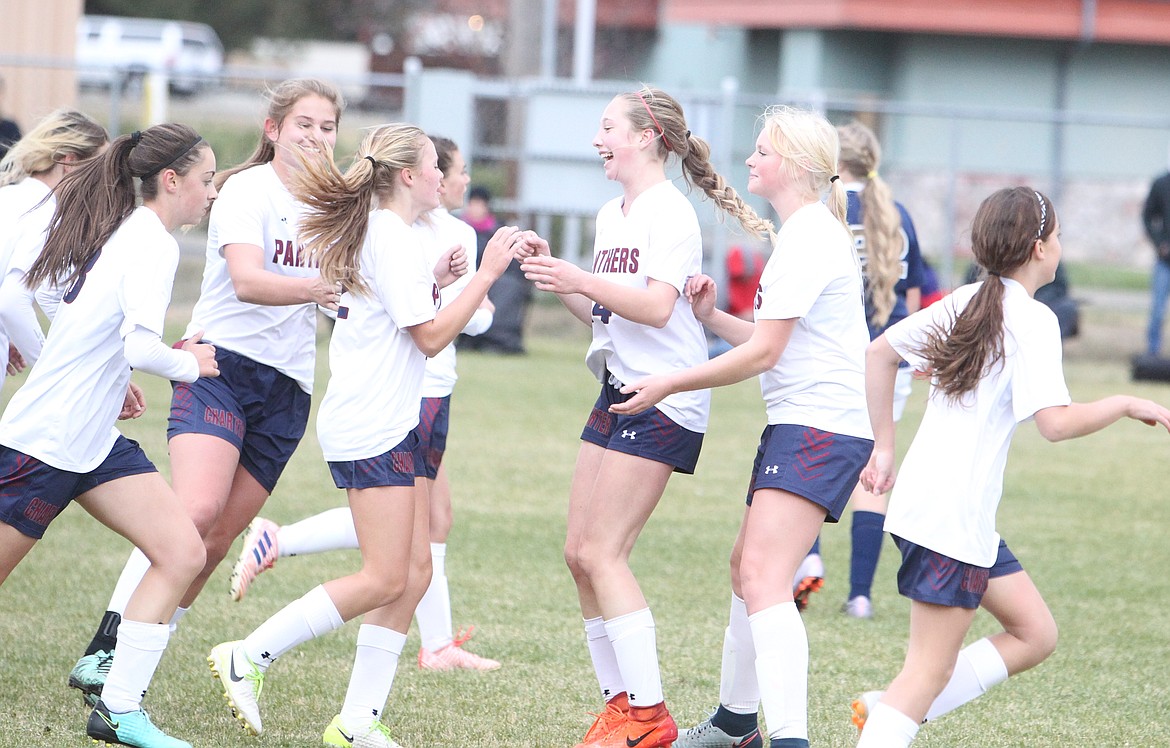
left=168, top=346, right=310, bottom=493
left=0, top=436, right=157, bottom=539
left=580, top=375, right=703, bottom=475
left=416, top=396, right=451, bottom=480
left=892, top=537, right=1024, bottom=609
left=328, top=430, right=424, bottom=490
left=745, top=423, right=873, bottom=522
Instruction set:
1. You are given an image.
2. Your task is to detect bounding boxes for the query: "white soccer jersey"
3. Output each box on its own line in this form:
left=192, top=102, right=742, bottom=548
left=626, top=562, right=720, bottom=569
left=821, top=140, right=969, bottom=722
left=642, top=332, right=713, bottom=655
left=584, top=179, right=710, bottom=433
left=883, top=279, right=1071, bottom=567
left=184, top=163, right=319, bottom=393
left=0, top=178, right=52, bottom=358
left=755, top=201, right=871, bottom=439
left=414, top=207, right=491, bottom=398
left=0, top=207, right=198, bottom=472
left=317, top=209, right=439, bottom=461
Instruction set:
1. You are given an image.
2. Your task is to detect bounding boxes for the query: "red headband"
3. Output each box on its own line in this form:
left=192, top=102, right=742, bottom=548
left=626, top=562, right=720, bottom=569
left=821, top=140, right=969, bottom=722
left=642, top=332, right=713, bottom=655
left=636, top=91, right=671, bottom=152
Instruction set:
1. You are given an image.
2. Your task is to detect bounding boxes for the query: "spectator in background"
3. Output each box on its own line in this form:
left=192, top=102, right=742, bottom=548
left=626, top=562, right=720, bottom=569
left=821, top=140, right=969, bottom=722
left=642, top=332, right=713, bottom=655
left=918, top=256, right=944, bottom=308
left=707, top=243, right=767, bottom=357
left=459, top=185, right=531, bottom=354
left=1142, top=166, right=1170, bottom=357
left=0, top=75, right=22, bottom=161
left=725, top=244, right=766, bottom=319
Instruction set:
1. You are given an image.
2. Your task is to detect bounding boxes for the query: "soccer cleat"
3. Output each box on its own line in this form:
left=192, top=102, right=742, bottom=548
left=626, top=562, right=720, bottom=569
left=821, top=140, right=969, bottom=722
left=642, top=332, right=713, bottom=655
left=322, top=714, right=403, bottom=748
left=69, top=649, right=113, bottom=707
left=417, top=627, right=500, bottom=671
left=229, top=517, right=281, bottom=602
left=792, top=552, right=825, bottom=612
left=208, top=641, right=264, bottom=735
left=851, top=691, right=883, bottom=733
left=86, top=700, right=192, bottom=748
left=572, top=692, right=629, bottom=748
left=589, top=702, right=676, bottom=748
left=842, top=595, right=874, bottom=619
left=674, top=713, right=763, bottom=748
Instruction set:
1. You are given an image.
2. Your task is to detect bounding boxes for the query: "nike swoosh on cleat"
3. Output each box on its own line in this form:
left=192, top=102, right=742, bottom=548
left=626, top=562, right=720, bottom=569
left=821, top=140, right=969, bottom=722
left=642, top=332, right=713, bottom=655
left=338, top=728, right=355, bottom=743
left=733, top=732, right=760, bottom=747
left=228, top=653, right=246, bottom=683
left=97, top=710, right=119, bottom=731
left=626, top=728, right=656, bottom=747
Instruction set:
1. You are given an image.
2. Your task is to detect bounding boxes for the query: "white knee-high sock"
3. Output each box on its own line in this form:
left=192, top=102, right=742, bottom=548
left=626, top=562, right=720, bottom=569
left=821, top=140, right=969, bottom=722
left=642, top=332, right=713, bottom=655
left=856, top=702, right=919, bottom=747
left=242, top=585, right=344, bottom=670
left=720, top=594, right=761, bottom=713
left=584, top=616, right=625, bottom=702
left=107, top=548, right=153, bottom=616
left=100, top=620, right=169, bottom=713
left=415, top=543, right=453, bottom=651
left=606, top=608, right=664, bottom=708
left=278, top=507, right=359, bottom=557
left=925, top=637, right=1009, bottom=722
left=339, top=624, right=407, bottom=731
left=749, top=603, right=807, bottom=742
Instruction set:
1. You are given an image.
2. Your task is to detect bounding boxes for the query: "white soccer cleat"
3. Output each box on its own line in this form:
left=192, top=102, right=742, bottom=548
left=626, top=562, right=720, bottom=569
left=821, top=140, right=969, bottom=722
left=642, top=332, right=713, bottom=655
left=208, top=641, right=264, bottom=735
left=322, top=714, right=403, bottom=748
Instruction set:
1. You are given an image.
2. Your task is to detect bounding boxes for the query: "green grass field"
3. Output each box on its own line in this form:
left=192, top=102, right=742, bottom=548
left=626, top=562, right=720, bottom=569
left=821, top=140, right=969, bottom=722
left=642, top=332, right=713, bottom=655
left=2, top=280, right=1169, bottom=747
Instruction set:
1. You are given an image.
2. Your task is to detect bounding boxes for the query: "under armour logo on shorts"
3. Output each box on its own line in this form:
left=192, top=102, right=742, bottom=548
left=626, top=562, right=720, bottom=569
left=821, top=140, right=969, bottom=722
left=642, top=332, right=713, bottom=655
left=621, top=430, right=637, bottom=439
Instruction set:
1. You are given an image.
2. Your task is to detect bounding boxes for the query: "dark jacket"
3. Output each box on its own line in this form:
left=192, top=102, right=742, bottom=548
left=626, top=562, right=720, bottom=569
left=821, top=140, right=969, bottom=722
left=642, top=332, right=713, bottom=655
left=1142, top=171, right=1170, bottom=263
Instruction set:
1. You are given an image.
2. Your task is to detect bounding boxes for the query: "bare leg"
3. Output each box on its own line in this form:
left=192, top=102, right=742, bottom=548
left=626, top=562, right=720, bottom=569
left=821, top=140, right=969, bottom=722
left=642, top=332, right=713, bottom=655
left=324, top=479, right=426, bottom=623
left=880, top=601, right=978, bottom=724
left=183, top=464, right=269, bottom=605
left=980, top=570, right=1058, bottom=675
left=428, top=464, right=453, bottom=543
left=358, top=478, right=433, bottom=631
left=574, top=450, right=674, bottom=619
left=736, top=488, right=826, bottom=613
left=76, top=473, right=206, bottom=625
left=0, top=523, right=37, bottom=586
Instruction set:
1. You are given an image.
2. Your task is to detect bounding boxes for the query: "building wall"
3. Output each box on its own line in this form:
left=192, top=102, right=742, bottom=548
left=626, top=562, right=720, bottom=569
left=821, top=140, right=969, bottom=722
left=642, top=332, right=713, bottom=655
left=637, top=23, right=1170, bottom=269
left=0, top=0, right=82, bottom=131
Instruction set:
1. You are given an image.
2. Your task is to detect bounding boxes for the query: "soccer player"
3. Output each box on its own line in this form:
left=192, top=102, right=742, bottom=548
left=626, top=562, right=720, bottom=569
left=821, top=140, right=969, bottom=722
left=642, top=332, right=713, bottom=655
left=207, top=124, right=522, bottom=746
left=67, top=78, right=346, bottom=705
left=795, top=120, right=927, bottom=619
left=0, top=109, right=108, bottom=368
left=519, top=86, right=770, bottom=748
left=613, top=106, right=874, bottom=748
left=227, top=135, right=500, bottom=672
left=0, top=123, right=219, bottom=748
left=853, top=187, right=1170, bottom=745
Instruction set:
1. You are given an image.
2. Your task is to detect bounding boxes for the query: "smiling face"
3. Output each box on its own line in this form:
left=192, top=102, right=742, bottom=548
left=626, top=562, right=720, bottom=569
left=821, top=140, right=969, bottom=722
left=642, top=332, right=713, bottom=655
left=439, top=147, right=470, bottom=211
left=592, top=96, right=647, bottom=183
left=745, top=128, right=787, bottom=200
left=264, top=93, right=339, bottom=176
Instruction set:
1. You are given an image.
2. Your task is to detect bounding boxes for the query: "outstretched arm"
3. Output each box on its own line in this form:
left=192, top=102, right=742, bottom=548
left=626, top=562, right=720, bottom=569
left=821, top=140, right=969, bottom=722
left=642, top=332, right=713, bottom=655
left=408, top=225, right=522, bottom=356
left=1033, top=395, right=1170, bottom=442
left=610, top=316, right=795, bottom=416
